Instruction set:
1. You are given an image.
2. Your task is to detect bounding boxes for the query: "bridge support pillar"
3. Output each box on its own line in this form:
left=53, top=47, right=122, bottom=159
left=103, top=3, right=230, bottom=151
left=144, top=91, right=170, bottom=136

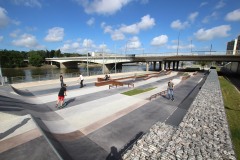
left=176, top=61, right=179, bottom=70
left=168, top=61, right=171, bottom=70
left=146, top=62, right=149, bottom=71
left=164, top=61, right=167, bottom=70
left=173, top=61, right=176, bottom=70
left=153, top=62, right=156, bottom=71
left=159, top=61, right=162, bottom=71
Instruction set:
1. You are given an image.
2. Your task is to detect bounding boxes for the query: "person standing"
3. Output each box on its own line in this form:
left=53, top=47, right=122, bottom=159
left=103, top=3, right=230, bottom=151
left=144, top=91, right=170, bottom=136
left=78, top=73, right=84, bottom=88
left=56, top=83, right=67, bottom=108
left=60, top=73, right=64, bottom=87
left=167, top=79, right=174, bottom=101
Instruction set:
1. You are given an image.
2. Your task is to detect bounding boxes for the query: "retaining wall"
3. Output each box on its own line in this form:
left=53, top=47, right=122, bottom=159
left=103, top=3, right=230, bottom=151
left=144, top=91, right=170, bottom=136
left=122, top=70, right=236, bottom=160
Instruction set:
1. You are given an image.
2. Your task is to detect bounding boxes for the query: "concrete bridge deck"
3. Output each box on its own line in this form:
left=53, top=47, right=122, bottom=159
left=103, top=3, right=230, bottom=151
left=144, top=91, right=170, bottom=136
left=0, top=71, right=207, bottom=160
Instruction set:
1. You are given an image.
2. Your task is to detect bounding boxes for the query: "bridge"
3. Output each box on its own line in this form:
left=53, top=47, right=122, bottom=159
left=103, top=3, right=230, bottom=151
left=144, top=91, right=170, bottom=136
left=45, top=52, right=240, bottom=73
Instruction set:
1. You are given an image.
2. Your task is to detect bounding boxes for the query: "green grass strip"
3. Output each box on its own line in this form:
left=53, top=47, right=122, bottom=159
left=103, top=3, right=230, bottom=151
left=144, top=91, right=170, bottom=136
left=122, top=87, right=156, bottom=96
left=219, top=76, right=240, bottom=159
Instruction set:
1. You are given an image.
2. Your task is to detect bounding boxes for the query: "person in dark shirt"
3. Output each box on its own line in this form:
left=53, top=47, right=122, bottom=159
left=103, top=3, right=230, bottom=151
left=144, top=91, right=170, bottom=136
left=60, top=73, right=64, bottom=87
left=56, top=83, right=67, bottom=108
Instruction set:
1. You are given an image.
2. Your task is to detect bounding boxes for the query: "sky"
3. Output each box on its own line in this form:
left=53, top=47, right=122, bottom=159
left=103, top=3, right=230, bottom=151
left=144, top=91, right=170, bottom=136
left=0, top=0, right=240, bottom=55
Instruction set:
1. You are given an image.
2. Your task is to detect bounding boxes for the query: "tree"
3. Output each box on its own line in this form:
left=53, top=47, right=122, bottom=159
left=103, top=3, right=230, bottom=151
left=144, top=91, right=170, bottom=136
left=29, top=51, right=44, bottom=67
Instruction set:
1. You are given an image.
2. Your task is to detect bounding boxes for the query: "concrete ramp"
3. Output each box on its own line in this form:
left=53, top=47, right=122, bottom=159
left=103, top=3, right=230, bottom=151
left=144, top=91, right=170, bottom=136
left=0, top=114, right=61, bottom=160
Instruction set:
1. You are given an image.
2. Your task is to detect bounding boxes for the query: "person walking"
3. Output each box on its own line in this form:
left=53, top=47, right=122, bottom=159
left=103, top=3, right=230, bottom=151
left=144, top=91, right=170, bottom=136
left=78, top=73, right=84, bottom=88
left=56, top=83, right=67, bottom=108
left=60, top=73, right=64, bottom=87
left=167, top=79, right=174, bottom=101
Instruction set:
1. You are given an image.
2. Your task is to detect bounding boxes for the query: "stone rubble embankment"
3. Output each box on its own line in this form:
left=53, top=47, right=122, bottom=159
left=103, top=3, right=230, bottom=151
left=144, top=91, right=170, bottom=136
left=122, top=70, right=236, bottom=160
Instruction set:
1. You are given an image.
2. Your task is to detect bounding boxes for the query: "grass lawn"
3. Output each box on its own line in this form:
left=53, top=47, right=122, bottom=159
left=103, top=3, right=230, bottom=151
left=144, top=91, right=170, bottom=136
left=122, top=87, right=156, bottom=96
left=219, top=76, right=240, bottom=159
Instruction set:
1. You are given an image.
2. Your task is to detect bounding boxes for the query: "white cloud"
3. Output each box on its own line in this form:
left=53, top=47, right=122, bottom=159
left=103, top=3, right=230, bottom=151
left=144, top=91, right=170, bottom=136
left=225, top=9, right=240, bottom=21
left=87, top=17, right=95, bottom=26
left=170, top=20, right=189, bottom=30
left=188, top=12, right=199, bottom=23
left=60, top=42, right=82, bottom=53
left=0, top=7, right=10, bottom=28
left=140, top=0, right=149, bottom=4
left=151, top=35, right=168, bottom=46
left=10, top=29, right=21, bottom=38
left=60, top=39, right=109, bottom=53
left=171, top=12, right=199, bottom=30
left=111, top=31, right=125, bottom=40
left=12, top=33, right=44, bottom=49
left=120, top=24, right=139, bottom=34
left=194, top=25, right=231, bottom=41
left=167, top=44, right=194, bottom=50
left=45, top=27, right=64, bottom=42
left=11, top=0, right=42, bottom=8
left=102, top=14, right=155, bottom=41
left=75, top=0, right=132, bottom=15
left=82, top=39, right=95, bottom=48
left=200, top=2, right=208, bottom=7
left=137, top=14, right=155, bottom=30
left=127, top=36, right=141, bottom=49
left=202, top=12, right=218, bottom=23
left=0, top=36, right=3, bottom=42
left=215, top=0, right=225, bottom=9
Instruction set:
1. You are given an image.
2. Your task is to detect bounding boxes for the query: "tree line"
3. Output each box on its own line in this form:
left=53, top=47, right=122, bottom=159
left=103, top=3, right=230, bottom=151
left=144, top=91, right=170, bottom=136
left=0, top=49, right=84, bottom=68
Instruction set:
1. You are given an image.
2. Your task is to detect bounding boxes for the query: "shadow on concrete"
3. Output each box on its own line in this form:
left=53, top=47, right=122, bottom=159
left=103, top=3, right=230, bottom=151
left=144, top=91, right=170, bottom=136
left=11, top=86, right=35, bottom=96
left=65, top=98, right=76, bottom=106
left=0, top=118, right=31, bottom=139
left=106, top=146, right=122, bottom=160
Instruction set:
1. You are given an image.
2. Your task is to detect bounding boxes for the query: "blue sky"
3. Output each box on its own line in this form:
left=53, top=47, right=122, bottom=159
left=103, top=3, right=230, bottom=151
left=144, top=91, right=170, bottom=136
left=0, top=0, right=240, bottom=55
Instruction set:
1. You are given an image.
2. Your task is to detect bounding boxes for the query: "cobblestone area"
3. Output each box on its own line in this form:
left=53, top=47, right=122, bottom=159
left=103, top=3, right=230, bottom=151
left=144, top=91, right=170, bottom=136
left=122, top=70, right=236, bottom=160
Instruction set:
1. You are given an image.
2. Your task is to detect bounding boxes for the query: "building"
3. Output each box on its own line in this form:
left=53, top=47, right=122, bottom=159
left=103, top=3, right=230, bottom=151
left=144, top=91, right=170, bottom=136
left=226, top=35, right=240, bottom=55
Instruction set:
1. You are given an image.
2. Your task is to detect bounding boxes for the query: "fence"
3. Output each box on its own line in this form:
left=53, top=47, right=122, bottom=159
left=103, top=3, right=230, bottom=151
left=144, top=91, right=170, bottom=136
left=7, top=68, right=144, bottom=84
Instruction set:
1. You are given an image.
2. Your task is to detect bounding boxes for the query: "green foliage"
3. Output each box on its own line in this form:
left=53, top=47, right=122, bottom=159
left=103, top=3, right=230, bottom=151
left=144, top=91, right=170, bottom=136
left=0, top=50, right=26, bottom=68
left=122, top=87, right=156, bottom=96
left=219, top=76, right=240, bottom=159
left=28, top=51, right=44, bottom=67
left=0, top=49, right=81, bottom=68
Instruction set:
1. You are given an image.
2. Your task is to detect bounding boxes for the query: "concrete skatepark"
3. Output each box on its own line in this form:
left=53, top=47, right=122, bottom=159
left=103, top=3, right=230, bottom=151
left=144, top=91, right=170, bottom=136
left=0, top=70, right=236, bottom=160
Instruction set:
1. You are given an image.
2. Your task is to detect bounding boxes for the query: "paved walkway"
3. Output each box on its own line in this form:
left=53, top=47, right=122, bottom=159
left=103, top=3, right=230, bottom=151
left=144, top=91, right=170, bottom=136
left=0, top=71, right=206, bottom=160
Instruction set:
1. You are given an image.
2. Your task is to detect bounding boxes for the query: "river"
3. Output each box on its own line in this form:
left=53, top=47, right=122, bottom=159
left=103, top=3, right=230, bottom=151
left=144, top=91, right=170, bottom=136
left=2, top=64, right=149, bottom=84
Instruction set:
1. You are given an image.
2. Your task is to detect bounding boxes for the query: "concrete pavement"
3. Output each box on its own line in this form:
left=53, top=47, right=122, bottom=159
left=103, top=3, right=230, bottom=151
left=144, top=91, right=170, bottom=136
left=0, top=71, right=206, bottom=160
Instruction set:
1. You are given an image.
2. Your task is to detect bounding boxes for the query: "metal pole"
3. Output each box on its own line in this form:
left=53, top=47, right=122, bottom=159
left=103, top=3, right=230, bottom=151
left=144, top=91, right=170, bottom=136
left=191, top=40, right=192, bottom=55
left=102, top=47, right=104, bottom=74
left=210, top=44, right=212, bottom=55
left=87, top=40, right=89, bottom=76
left=115, top=44, right=117, bottom=74
left=177, top=31, right=180, bottom=55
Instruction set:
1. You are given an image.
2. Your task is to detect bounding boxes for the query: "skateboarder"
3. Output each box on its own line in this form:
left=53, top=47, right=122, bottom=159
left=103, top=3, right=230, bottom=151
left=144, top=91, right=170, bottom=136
left=78, top=73, right=84, bottom=88
left=56, top=83, right=67, bottom=108
left=167, top=79, right=174, bottom=101
left=60, top=73, right=64, bottom=87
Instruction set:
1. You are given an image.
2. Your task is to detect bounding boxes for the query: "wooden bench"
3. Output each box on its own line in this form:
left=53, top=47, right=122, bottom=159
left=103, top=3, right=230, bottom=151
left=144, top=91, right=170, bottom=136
left=95, top=80, right=113, bottom=86
left=193, top=71, right=198, bottom=75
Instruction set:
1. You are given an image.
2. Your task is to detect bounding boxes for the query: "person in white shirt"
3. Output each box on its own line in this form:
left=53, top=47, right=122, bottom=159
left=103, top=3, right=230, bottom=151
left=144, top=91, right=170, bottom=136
left=78, top=73, right=84, bottom=88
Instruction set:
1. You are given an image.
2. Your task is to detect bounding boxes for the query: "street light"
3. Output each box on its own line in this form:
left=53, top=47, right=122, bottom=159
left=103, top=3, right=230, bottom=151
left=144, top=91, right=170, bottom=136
left=177, top=31, right=180, bottom=55
left=86, top=40, right=89, bottom=76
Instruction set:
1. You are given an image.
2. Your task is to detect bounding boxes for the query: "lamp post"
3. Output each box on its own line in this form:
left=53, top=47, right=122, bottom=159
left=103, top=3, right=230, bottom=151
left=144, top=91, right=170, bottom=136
left=86, top=40, right=89, bottom=76
left=177, top=31, right=180, bottom=55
